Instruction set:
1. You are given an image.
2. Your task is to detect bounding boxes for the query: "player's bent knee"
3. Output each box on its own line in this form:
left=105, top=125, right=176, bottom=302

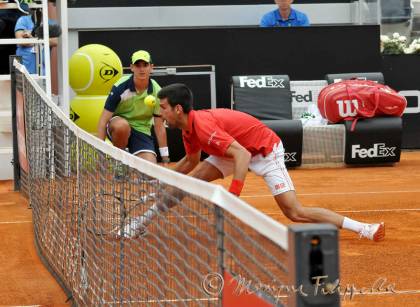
left=112, top=124, right=130, bottom=135
left=274, top=193, right=308, bottom=222
left=137, top=152, right=157, bottom=163
left=283, top=207, right=303, bottom=222
left=274, top=191, right=298, bottom=209
left=110, top=118, right=131, bottom=133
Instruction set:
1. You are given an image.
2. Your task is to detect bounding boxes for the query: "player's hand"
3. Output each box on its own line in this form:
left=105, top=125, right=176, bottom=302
left=22, top=31, right=32, bottom=38
left=20, top=31, right=34, bottom=47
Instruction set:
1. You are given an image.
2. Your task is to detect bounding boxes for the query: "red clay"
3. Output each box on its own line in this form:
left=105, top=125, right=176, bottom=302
left=216, top=151, right=420, bottom=307
left=1, top=151, right=419, bottom=306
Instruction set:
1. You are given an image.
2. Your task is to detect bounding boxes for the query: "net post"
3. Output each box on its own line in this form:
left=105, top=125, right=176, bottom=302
left=9, top=56, right=21, bottom=191
left=288, top=224, right=340, bottom=307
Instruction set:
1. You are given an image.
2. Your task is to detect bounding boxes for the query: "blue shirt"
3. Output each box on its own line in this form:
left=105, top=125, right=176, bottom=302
left=14, top=16, right=56, bottom=74
left=15, top=16, right=37, bottom=74
left=260, top=8, right=310, bottom=27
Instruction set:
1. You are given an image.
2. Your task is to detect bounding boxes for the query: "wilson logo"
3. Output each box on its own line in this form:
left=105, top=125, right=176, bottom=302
left=239, top=76, right=285, bottom=88
left=351, top=143, right=396, bottom=159
left=336, top=99, right=359, bottom=117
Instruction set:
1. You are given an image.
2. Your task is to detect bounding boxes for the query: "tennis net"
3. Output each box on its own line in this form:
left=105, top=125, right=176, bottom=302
left=11, top=60, right=339, bottom=307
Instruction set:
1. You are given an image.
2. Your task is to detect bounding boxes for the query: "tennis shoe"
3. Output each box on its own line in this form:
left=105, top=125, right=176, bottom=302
left=358, top=222, right=385, bottom=242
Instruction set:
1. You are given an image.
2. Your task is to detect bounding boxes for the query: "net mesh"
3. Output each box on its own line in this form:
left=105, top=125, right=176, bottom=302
left=302, top=125, right=345, bottom=165
left=14, top=62, right=290, bottom=306
left=290, top=80, right=345, bottom=166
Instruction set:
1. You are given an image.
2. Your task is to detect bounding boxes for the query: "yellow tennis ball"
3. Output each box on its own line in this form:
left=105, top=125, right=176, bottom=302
left=69, top=44, right=123, bottom=95
left=70, top=95, right=107, bottom=134
left=144, top=95, right=156, bottom=107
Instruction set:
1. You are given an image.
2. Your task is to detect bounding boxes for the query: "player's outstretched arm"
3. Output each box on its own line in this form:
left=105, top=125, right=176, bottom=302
left=97, top=109, right=113, bottom=141
left=173, top=151, right=201, bottom=175
left=225, top=141, right=251, bottom=196
left=153, top=116, right=170, bottom=163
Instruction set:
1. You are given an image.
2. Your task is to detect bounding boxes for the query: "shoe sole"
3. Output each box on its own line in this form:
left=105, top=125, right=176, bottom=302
left=373, top=223, right=385, bottom=242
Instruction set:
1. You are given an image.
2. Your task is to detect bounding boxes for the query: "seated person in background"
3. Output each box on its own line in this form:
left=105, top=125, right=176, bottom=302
left=0, top=1, right=30, bottom=74
left=260, top=0, right=310, bottom=27
left=14, top=9, right=59, bottom=74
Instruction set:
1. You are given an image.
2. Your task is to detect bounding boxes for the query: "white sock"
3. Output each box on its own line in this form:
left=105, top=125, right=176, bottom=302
left=342, top=217, right=368, bottom=233
left=137, top=203, right=167, bottom=228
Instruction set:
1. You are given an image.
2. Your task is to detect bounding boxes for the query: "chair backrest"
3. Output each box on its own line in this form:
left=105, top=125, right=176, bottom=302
left=325, top=72, right=385, bottom=85
left=231, top=75, right=292, bottom=120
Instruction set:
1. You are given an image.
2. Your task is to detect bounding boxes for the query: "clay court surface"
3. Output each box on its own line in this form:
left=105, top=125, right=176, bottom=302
left=0, top=151, right=419, bottom=306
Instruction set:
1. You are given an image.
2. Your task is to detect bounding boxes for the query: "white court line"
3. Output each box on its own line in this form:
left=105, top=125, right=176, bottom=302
left=271, top=289, right=420, bottom=299
left=265, top=208, right=420, bottom=215
left=390, top=290, right=420, bottom=295
left=0, top=220, right=32, bottom=224
left=337, top=208, right=420, bottom=213
left=242, top=189, right=420, bottom=214
left=337, top=289, right=420, bottom=298
left=103, top=290, right=420, bottom=304
left=241, top=189, right=420, bottom=198
left=104, top=298, right=217, bottom=304
left=0, top=202, right=16, bottom=206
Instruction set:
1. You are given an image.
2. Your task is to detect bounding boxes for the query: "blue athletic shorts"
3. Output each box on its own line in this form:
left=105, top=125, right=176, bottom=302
left=107, top=119, right=156, bottom=156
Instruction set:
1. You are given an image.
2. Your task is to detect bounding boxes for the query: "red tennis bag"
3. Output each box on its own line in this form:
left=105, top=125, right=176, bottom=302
left=317, top=80, right=407, bottom=125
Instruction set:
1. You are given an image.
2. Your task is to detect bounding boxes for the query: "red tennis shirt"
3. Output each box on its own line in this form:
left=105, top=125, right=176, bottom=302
left=182, top=109, right=280, bottom=157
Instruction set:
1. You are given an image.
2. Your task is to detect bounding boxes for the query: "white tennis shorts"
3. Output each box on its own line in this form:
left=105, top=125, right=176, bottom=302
left=205, top=142, right=295, bottom=195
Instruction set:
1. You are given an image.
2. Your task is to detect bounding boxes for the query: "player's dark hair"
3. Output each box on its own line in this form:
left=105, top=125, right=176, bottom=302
left=157, top=83, right=193, bottom=113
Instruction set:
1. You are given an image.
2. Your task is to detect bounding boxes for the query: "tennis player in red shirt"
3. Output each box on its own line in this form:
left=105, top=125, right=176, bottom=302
left=121, top=83, right=385, bottom=241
